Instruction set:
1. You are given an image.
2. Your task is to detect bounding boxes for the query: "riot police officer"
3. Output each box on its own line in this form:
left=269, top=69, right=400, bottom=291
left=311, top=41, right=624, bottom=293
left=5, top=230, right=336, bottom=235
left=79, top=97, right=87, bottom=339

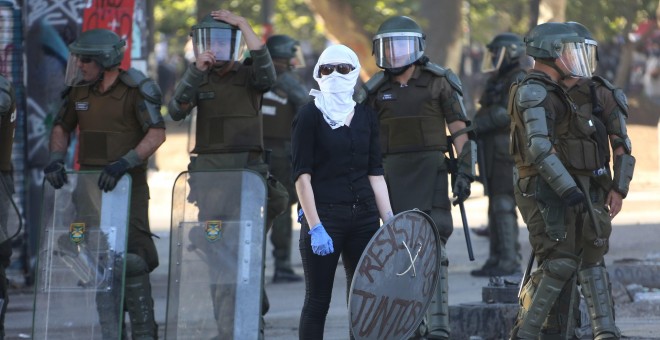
left=357, top=16, right=477, bottom=340
left=539, top=21, right=633, bottom=339
left=508, top=22, right=624, bottom=339
left=44, top=29, right=166, bottom=339
left=470, top=33, right=526, bottom=277
left=167, top=9, right=288, bottom=337
left=0, top=74, right=16, bottom=340
left=263, top=34, right=310, bottom=283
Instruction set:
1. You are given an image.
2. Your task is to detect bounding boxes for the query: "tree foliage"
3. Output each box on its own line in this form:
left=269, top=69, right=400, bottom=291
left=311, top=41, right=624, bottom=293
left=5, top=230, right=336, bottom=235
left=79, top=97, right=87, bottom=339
left=154, top=0, right=658, bottom=78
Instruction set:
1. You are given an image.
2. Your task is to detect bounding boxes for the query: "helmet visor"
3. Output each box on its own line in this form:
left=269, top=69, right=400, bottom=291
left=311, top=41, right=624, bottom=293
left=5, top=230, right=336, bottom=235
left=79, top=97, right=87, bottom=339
left=192, top=27, right=246, bottom=62
left=558, top=41, right=592, bottom=78
left=481, top=47, right=506, bottom=73
left=585, top=40, right=598, bottom=73
left=373, top=33, right=424, bottom=69
left=64, top=54, right=101, bottom=87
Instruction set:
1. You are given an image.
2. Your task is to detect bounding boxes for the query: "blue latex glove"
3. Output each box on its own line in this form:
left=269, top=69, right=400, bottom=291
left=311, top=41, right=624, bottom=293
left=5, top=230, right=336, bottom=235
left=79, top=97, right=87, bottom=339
left=308, top=223, right=334, bottom=256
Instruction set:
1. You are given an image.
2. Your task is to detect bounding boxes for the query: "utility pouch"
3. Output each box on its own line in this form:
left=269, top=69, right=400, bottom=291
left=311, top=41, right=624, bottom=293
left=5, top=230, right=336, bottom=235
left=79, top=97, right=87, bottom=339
left=556, top=138, right=600, bottom=171
left=536, top=177, right=567, bottom=241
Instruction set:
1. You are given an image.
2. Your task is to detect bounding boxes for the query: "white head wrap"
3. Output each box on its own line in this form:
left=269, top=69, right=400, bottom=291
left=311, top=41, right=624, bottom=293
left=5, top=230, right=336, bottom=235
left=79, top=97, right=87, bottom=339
left=309, top=44, right=361, bottom=129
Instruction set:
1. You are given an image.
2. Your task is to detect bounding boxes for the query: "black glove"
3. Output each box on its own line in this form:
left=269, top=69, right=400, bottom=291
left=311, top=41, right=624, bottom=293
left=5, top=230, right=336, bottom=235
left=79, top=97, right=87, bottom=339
left=452, top=173, right=472, bottom=205
left=98, top=158, right=130, bottom=192
left=561, top=186, right=585, bottom=206
left=44, top=160, right=68, bottom=189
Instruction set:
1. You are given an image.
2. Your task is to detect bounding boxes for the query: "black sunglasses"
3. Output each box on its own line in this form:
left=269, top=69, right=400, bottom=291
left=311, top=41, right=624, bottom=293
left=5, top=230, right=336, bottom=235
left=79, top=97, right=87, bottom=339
left=318, top=63, right=355, bottom=77
left=79, top=56, right=93, bottom=64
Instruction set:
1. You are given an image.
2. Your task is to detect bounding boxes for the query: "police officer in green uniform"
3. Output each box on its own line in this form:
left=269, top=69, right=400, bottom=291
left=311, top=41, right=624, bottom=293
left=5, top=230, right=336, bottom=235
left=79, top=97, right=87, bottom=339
left=539, top=21, right=634, bottom=339
left=508, top=22, right=628, bottom=339
left=263, top=34, right=310, bottom=283
left=470, top=33, right=526, bottom=277
left=0, top=74, right=16, bottom=340
left=43, top=29, right=166, bottom=339
left=167, top=9, right=288, bottom=336
left=356, top=16, right=477, bottom=340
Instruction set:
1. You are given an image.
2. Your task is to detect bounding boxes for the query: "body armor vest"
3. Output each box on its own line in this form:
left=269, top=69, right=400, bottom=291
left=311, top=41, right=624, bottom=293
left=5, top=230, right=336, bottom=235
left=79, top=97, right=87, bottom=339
left=371, top=68, right=450, bottom=154
left=478, top=65, right=526, bottom=136
left=510, top=73, right=600, bottom=178
left=68, top=79, right=145, bottom=167
left=193, top=63, right=264, bottom=154
left=0, top=105, right=16, bottom=172
left=567, top=78, right=610, bottom=167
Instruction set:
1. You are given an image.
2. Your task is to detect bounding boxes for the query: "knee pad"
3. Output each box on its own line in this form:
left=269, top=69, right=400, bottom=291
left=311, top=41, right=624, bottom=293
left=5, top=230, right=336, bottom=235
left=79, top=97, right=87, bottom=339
left=544, top=258, right=578, bottom=281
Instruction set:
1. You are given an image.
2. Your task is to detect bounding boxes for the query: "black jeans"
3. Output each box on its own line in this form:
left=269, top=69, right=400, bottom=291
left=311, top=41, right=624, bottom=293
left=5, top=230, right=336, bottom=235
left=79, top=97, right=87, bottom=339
left=298, top=199, right=379, bottom=340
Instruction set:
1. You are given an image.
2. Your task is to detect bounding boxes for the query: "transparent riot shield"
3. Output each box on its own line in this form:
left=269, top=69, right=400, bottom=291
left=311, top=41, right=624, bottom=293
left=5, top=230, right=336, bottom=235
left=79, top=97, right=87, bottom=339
left=0, top=174, right=21, bottom=244
left=165, top=170, right=267, bottom=340
left=348, top=210, right=442, bottom=340
left=33, top=172, right=130, bottom=340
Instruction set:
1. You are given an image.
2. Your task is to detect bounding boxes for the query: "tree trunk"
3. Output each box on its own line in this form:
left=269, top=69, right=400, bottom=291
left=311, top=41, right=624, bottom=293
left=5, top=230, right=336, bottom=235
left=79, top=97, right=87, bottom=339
left=419, top=0, right=463, bottom=72
left=529, top=0, right=540, bottom=32
left=303, top=0, right=377, bottom=79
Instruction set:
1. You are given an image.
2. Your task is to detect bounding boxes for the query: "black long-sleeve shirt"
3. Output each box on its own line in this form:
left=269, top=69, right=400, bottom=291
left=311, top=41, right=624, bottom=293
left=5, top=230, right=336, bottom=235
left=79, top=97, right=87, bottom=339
left=291, top=102, right=384, bottom=205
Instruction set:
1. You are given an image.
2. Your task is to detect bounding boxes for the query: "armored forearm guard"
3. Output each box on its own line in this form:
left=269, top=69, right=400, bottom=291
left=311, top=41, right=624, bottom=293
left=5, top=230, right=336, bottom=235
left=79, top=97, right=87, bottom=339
left=457, top=139, right=477, bottom=179
left=613, top=153, right=635, bottom=198
left=168, top=63, right=205, bottom=121
left=538, top=153, right=578, bottom=197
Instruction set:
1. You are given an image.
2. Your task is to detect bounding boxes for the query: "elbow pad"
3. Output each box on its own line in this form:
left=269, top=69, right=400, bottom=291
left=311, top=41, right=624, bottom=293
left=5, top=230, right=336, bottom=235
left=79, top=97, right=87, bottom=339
left=523, top=106, right=552, bottom=162
left=169, top=64, right=205, bottom=120
left=613, top=153, right=635, bottom=198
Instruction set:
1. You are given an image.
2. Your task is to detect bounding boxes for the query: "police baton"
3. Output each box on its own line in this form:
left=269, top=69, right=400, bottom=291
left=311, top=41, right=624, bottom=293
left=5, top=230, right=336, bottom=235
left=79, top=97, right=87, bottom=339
left=447, top=136, right=475, bottom=261
left=518, top=250, right=535, bottom=298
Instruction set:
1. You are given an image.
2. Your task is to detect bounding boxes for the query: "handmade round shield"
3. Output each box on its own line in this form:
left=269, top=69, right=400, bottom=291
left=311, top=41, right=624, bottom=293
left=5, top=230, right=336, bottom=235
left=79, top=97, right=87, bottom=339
left=348, top=209, right=441, bottom=340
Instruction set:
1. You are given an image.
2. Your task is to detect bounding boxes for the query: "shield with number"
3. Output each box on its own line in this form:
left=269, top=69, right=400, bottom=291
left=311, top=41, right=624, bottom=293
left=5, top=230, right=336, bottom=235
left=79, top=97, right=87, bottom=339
left=348, top=209, right=442, bottom=340
left=32, top=172, right=130, bottom=339
left=0, top=175, right=21, bottom=244
left=165, top=170, right=267, bottom=340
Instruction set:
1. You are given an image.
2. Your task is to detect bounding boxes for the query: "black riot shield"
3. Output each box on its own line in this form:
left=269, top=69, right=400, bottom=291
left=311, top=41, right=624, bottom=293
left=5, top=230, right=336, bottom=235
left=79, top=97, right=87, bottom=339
left=0, top=174, right=20, bottom=244
left=32, top=172, right=130, bottom=339
left=165, top=170, right=267, bottom=340
left=348, top=209, right=442, bottom=340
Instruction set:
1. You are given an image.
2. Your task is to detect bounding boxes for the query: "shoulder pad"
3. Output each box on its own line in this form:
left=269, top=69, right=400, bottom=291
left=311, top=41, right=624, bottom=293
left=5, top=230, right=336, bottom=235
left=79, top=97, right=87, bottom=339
left=613, top=88, right=629, bottom=115
left=119, top=68, right=146, bottom=88
left=422, top=62, right=447, bottom=77
left=121, top=68, right=162, bottom=104
left=424, top=64, right=463, bottom=95
left=516, top=83, right=547, bottom=109
left=592, top=75, right=628, bottom=113
left=591, top=75, right=616, bottom=91
left=364, top=71, right=387, bottom=94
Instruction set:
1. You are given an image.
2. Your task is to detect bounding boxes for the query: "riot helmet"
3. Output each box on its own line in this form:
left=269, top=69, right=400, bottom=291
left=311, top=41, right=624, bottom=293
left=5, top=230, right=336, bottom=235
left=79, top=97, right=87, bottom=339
left=525, top=22, right=591, bottom=78
left=64, top=29, right=126, bottom=86
left=566, top=21, right=598, bottom=73
left=266, top=34, right=305, bottom=68
left=373, top=16, right=425, bottom=74
left=190, top=14, right=246, bottom=63
left=481, top=32, right=524, bottom=73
